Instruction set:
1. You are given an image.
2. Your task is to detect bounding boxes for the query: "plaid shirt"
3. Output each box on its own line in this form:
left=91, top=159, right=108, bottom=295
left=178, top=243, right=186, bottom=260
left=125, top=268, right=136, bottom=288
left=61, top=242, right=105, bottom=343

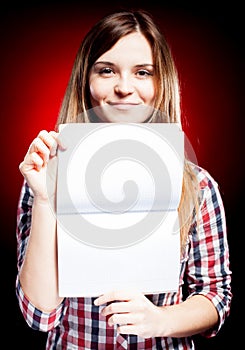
left=15, top=163, right=232, bottom=349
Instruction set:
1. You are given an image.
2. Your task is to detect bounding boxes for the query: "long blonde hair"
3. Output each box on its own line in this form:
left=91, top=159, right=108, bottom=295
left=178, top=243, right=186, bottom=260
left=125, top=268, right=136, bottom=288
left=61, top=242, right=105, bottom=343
left=56, top=10, right=199, bottom=251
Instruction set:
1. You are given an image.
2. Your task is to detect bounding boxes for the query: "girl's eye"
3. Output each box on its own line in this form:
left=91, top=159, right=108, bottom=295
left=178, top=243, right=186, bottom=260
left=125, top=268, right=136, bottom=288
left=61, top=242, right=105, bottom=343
left=99, top=67, right=114, bottom=75
left=137, top=70, right=153, bottom=77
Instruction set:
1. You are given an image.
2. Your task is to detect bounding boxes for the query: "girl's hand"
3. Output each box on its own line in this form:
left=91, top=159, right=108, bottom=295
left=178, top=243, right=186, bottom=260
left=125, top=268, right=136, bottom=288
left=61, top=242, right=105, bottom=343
left=94, top=289, right=164, bottom=338
left=19, top=130, right=64, bottom=203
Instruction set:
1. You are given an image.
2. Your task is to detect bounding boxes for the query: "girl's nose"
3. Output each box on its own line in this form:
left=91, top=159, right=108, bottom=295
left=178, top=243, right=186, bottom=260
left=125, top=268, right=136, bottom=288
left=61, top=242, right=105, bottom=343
left=114, top=76, right=134, bottom=95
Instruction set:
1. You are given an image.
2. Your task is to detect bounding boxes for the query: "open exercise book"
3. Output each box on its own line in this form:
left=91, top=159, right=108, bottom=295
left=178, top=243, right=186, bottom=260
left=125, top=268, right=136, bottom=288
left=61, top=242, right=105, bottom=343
left=56, top=123, right=184, bottom=297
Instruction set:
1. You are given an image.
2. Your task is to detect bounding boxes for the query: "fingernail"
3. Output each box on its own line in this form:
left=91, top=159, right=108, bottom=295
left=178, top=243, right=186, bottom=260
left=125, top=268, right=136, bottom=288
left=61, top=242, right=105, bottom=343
left=50, top=147, right=57, bottom=157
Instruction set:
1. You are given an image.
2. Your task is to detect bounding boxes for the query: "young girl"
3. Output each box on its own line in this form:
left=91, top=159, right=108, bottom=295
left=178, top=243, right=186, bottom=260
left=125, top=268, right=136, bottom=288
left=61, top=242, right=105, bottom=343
left=16, top=9, right=232, bottom=349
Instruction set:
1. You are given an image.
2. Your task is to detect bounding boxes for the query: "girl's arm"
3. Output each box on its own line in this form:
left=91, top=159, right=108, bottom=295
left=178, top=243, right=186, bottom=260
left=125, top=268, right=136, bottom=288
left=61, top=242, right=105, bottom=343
left=18, top=130, right=64, bottom=312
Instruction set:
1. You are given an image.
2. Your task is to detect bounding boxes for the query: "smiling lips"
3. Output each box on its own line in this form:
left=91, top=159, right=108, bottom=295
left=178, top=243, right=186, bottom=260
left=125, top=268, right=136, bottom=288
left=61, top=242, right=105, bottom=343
left=108, top=102, right=141, bottom=111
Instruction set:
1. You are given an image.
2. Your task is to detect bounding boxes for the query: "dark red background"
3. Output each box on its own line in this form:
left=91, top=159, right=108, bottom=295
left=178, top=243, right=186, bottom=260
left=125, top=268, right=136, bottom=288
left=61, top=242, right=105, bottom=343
left=1, top=1, right=243, bottom=348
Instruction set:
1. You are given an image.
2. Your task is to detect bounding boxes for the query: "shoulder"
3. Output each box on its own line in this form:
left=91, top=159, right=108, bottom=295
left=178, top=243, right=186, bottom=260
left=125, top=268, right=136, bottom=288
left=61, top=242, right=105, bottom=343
left=187, top=162, right=225, bottom=212
left=188, top=161, right=219, bottom=190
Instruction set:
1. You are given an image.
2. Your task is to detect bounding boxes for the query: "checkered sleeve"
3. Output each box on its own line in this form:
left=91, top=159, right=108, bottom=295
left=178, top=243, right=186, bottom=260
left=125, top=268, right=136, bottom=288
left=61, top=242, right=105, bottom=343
left=16, top=180, right=33, bottom=271
left=15, top=180, right=67, bottom=332
left=185, top=167, right=232, bottom=337
left=16, top=277, right=66, bottom=331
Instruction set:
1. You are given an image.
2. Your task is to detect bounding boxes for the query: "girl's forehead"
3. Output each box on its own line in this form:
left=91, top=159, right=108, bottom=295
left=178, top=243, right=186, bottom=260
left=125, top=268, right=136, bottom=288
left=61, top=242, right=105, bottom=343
left=97, top=32, right=153, bottom=63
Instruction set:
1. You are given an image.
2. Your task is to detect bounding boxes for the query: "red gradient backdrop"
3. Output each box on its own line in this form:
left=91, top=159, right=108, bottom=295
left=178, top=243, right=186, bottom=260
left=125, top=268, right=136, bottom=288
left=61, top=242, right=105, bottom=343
left=0, top=2, right=243, bottom=348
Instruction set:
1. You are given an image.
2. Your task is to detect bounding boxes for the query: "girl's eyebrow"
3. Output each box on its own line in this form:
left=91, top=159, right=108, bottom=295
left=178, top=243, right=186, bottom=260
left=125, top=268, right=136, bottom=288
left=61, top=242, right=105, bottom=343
left=94, top=61, right=115, bottom=66
left=135, top=64, right=155, bottom=68
left=94, top=61, right=154, bottom=68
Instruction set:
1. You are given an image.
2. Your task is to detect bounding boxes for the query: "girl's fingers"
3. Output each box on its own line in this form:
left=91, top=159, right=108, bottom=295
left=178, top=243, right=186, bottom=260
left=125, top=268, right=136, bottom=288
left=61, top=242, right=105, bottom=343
left=117, top=324, right=137, bottom=335
left=101, top=301, right=132, bottom=316
left=20, top=130, right=60, bottom=175
left=108, top=312, right=136, bottom=327
left=37, top=130, right=58, bottom=157
left=94, top=289, right=139, bottom=306
left=28, top=137, right=50, bottom=164
left=19, top=129, right=66, bottom=177
left=50, top=131, right=67, bottom=153
left=28, top=130, right=64, bottom=160
left=19, top=151, right=45, bottom=174
left=39, top=130, right=67, bottom=156
left=29, top=152, right=45, bottom=171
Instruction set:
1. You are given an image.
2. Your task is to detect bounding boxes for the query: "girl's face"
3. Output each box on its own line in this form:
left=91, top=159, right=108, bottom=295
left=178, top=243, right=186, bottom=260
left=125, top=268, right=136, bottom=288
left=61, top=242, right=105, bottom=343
left=89, top=32, right=156, bottom=123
